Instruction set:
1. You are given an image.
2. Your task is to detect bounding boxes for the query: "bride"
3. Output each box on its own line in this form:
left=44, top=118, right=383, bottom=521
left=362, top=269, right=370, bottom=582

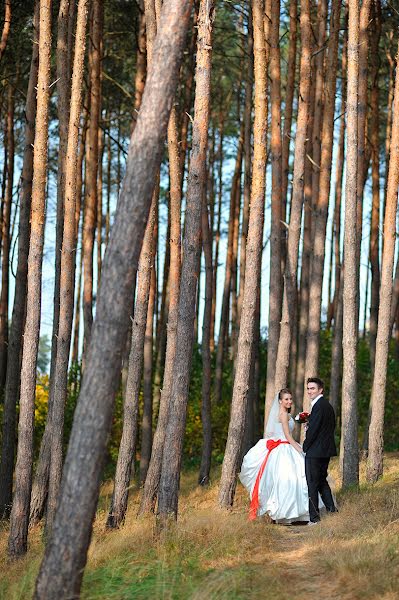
left=239, top=388, right=309, bottom=524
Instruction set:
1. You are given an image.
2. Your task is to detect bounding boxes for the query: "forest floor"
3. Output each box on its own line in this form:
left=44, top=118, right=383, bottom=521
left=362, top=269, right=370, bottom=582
left=1, top=454, right=399, bottom=600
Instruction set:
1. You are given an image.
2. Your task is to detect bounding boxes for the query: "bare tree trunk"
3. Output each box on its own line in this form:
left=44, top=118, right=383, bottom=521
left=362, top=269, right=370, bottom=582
left=366, top=41, right=399, bottom=484
left=46, top=0, right=90, bottom=534
left=8, top=0, right=52, bottom=557
left=330, top=270, right=344, bottom=414
left=82, top=0, right=102, bottom=355
left=0, top=0, right=11, bottom=61
left=218, top=0, right=268, bottom=508
left=303, top=0, right=340, bottom=409
left=138, top=105, right=181, bottom=515
left=33, top=2, right=193, bottom=596
left=198, top=190, right=213, bottom=486
left=0, top=1, right=39, bottom=518
left=274, top=0, right=312, bottom=392
left=214, top=132, right=243, bottom=404
left=0, top=84, right=14, bottom=389
left=106, top=192, right=157, bottom=528
left=341, top=0, right=360, bottom=489
left=210, top=121, right=224, bottom=352
left=140, top=260, right=156, bottom=484
left=157, top=0, right=214, bottom=522
left=264, top=0, right=282, bottom=419
left=281, top=0, right=297, bottom=219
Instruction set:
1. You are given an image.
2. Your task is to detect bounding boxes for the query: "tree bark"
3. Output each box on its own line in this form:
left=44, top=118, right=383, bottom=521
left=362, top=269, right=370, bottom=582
left=8, top=0, right=52, bottom=557
left=366, top=40, right=399, bottom=484
left=45, top=0, right=90, bottom=534
left=82, top=0, right=102, bottom=355
left=33, top=1, right=193, bottom=596
left=106, top=192, right=157, bottom=528
left=274, top=0, right=312, bottom=392
left=0, top=84, right=14, bottom=390
left=157, top=0, right=214, bottom=522
left=0, top=10, right=33, bottom=508
left=218, top=0, right=268, bottom=508
left=264, top=0, right=283, bottom=419
left=198, top=189, right=213, bottom=486
left=303, top=0, right=340, bottom=409
left=0, top=0, right=11, bottom=61
left=210, top=120, right=224, bottom=352
left=341, top=0, right=360, bottom=488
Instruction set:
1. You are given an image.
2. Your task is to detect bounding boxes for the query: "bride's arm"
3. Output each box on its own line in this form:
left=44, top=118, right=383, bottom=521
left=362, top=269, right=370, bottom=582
left=280, top=411, right=303, bottom=453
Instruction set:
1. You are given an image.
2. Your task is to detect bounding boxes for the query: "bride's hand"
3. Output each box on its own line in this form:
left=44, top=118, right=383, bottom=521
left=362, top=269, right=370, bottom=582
left=294, top=442, right=303, bottom=454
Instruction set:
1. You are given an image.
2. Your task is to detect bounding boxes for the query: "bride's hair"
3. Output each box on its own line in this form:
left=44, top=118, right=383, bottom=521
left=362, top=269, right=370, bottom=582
left=278, top=388, right=292, bottom=413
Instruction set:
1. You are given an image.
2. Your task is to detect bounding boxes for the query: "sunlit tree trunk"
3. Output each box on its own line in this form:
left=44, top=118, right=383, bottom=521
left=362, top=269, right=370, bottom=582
left=218, top=0, right=268, bottom=508
left=341, top=0, right=360, bottom=489
left=8, top=0, right=52, bottom=558
left=366, top=41, right=399, bottom=484
left=0, top=0, right=11, bottom=61
left=33, top=2, right=193, bottom=595
left=157, top=0, right=214, bottom=522
left=82, top=0, right=102, bottom=355
left=274, top=0, right=312, bottom=392
left=46, top=0, right=90, bottom=534
left=264, top=0, right=282, bottom=418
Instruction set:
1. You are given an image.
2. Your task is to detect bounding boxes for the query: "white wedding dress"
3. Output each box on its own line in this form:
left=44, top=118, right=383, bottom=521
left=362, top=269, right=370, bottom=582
left=239, top=417, right=309, bottom=524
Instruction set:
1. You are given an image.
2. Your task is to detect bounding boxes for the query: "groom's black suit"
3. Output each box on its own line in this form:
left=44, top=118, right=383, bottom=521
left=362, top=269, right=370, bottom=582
left=303, top=396, right=337, bottom=522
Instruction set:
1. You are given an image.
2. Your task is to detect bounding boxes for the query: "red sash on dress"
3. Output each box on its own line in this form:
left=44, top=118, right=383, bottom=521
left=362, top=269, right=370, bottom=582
left=249, top=439, right=290, bottom=520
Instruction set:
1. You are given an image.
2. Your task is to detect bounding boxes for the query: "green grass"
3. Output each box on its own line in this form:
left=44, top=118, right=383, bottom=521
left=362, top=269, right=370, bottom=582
left=1, top=456, right=399, bottom=599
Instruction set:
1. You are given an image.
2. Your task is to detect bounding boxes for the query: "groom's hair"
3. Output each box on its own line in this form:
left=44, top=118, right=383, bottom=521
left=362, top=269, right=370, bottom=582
left=307, top=377, right=324, bottom=391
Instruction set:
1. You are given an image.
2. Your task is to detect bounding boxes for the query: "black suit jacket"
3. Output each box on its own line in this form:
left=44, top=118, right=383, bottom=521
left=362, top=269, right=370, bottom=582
left=303, top=396, right=337, bottom=458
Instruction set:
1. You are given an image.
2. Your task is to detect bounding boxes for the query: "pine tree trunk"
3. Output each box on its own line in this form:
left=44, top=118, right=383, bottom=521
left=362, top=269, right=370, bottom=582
left=8, top=0, right=52, bottom=557
left=45, top=0, right=90, bottom=534
left=218, top=0, right=268, bottom=508
left=303, top=0, right=340, bottom=407
left=82, top=0, right=102, bottom=355
left=198, top=190, right=213, bottom=486
left=138, top=105, right=181, bottom=516
left=366, top=40, right=399, bottom=484
left=0, top=84, right=14, bottom=390
left=157, top=0, right=214, bottom=522
left=210, top=121, right=224, bottom=352
left=274, top=0, right=312, bottom=392
left=341, top=0, right=360, bottom=489
left=0, top=0, right=11, bottom=60
left=33, top=2, right=193, bottom=595
left=264, top=0, right=283, bottom=419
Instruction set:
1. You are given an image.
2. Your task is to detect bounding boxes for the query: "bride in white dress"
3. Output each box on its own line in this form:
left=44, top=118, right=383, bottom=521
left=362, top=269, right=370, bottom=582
left=239, top=388, right=309, bottom=524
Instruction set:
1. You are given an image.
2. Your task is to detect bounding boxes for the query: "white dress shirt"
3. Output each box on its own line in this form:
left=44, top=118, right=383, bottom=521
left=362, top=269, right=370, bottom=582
left=310, top=393, right=323, bottom=410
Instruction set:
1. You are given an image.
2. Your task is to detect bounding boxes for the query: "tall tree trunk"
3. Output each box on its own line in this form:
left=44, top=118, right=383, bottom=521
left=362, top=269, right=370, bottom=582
left=0, top=0, right=11, bottom=61
left=366, top=40, right=399, bottom=484
left=198, top=190, right=213, bottom=485
left=82, top=0, right=102, bottom=355
left=330, top=270, right=344, bottom=414
left=303, top=0, right=340, bottom=409
left=140, top=260, right=156, bottom=484
left=214, top=131, right=243, bottom=404
left=281, top=0, right=297, bottom=220
left=210, top=121, right=224, bottom=353
left=138, top=106, right=182, bottom=515
left=218, top=0, right=268, bottom=508
left=274, top=0, right=312, bottom=392
left=106, top=191, right=157, bottom=528
left=157, top=0, right=214, bottom=522
left=264, top=0, right=283, bottom=419
left=0, top=0, right=39, bottom=518
left=33, top=2, right=193, bottom=596
left=8, top=0, right=52, bottom=558
left=0, top=83, right=14, bottom=389
left=45, top=0, right=90, bottom=534
left=341, top=0, right=360, bottom=489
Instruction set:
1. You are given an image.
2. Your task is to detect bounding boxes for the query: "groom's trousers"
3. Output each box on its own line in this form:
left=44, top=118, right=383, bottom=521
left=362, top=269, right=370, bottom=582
left=305, top=457, right=336, bottom=522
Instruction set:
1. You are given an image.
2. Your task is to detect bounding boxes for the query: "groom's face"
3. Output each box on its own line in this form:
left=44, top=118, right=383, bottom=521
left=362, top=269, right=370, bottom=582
left=307, top=382, right=322, bottom=401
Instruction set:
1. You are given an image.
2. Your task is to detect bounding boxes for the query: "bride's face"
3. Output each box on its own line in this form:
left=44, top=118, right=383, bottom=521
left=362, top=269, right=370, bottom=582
left=280, top=393, right=293, bottom=410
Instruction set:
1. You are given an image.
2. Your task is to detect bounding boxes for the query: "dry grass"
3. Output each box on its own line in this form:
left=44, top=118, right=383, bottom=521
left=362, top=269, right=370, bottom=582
left=1, top=455, right=399, bottom=599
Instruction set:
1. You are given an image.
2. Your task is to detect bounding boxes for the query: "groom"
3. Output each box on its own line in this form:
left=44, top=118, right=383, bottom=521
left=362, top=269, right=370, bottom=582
left=303, top=377, right=337, bottom=524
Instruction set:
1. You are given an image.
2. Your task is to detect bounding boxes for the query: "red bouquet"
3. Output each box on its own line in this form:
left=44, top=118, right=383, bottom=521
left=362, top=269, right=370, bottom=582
left=295, top=411, right=310, bottom=423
